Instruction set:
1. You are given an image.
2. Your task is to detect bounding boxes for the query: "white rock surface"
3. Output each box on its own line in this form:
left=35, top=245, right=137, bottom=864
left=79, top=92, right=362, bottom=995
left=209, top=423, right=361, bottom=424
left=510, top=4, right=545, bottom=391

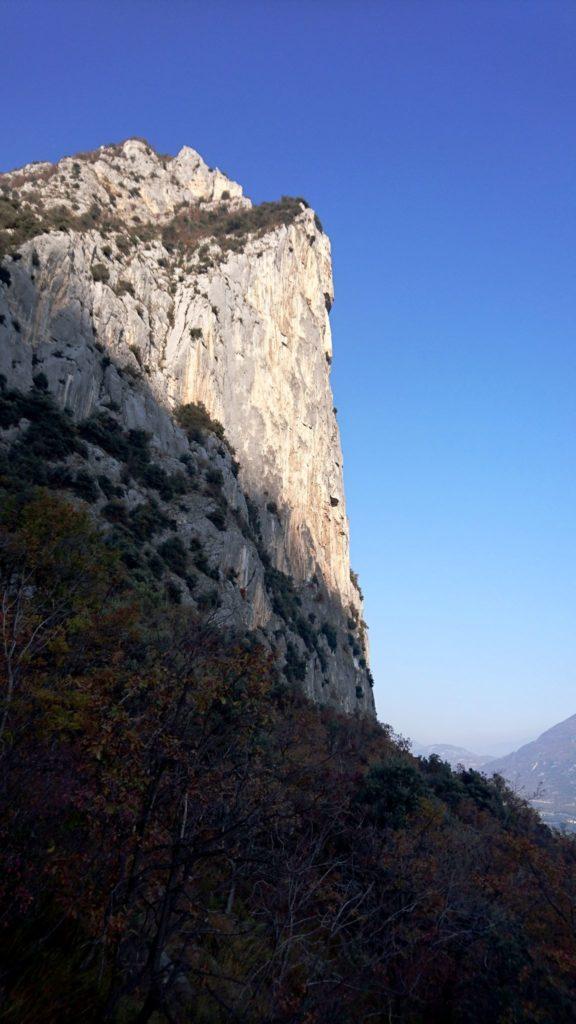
left=0, top=139, right=374, bottom=714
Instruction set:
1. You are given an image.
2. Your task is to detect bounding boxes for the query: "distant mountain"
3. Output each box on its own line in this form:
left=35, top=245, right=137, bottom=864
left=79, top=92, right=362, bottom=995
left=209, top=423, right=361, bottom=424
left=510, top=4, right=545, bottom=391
left=412, top=743, right=494, bottom=771
left=487, top=714, right=576, bottom=830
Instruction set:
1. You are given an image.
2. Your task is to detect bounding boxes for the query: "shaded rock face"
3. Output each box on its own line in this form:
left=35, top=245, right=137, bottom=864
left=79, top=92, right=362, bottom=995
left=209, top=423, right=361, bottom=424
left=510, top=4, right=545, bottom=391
left=0, top=138, right=375, bottom=715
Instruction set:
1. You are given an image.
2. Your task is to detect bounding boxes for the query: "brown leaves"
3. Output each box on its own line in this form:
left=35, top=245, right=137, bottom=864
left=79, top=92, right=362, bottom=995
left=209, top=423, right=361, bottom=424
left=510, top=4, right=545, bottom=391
left=1, top=492, right=576, bottom=1022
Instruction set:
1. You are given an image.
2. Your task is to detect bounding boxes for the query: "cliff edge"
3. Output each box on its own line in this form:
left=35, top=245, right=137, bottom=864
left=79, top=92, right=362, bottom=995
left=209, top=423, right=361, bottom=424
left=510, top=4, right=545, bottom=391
left=0, top=138, right=374, bottom=714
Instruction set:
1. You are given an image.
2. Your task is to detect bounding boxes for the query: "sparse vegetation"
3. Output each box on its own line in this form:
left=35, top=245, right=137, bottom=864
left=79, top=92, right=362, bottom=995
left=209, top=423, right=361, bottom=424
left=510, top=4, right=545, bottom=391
left=116, top=278, right=134, bottom=297
left=284, top=640, right=307, bottom=682
left=206, top=467, right=224, bottom=487
left=91, top=262, right=109, bottom=284
left=161, top=195, right=306, bottom=261
left=320, top=620, right=338, bottom=651
left=350, top=568, right=364, bottom=600
left=175, top=400, right=226, bottom=442
left=157, top=535, right=188, bottom=577
left=264, top=563, right=302, bottom=622
left=206, top=507, right=226, bottom=531
left=71, top=470, right=99, bottom=503
left=0, top=154, right=308, bottom=281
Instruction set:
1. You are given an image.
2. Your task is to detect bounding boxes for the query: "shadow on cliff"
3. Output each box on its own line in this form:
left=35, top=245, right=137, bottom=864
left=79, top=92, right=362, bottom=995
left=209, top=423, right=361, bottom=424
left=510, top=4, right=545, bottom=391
left=0, top=285, right=375, bottom=716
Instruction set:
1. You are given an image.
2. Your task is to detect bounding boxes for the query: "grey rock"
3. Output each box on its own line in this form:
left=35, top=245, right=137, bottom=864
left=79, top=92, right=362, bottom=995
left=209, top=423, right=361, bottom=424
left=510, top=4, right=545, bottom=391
left=0, top=138, right=375, bottom=715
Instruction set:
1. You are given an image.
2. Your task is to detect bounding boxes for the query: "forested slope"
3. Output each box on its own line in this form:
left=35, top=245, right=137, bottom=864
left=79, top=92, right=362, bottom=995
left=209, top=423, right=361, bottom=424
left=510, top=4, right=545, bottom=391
left=1, top=482, right=575, bottom=1023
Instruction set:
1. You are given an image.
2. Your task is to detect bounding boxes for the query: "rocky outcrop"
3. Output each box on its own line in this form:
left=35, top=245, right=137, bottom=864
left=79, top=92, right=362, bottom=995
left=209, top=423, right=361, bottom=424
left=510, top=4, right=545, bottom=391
left=0, top=138, right=374, bottom=714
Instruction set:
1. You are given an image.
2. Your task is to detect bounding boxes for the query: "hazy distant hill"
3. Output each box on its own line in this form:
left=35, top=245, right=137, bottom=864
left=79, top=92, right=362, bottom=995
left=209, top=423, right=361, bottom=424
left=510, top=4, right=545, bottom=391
left=412, top=742, right=494, bottom=771
left=487, top=714, right=576, bottom=830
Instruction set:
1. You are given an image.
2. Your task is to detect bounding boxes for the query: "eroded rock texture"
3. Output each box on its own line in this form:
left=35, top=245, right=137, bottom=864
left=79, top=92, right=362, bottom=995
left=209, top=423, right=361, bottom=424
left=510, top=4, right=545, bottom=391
left=0, top=138, right=375, bottom=714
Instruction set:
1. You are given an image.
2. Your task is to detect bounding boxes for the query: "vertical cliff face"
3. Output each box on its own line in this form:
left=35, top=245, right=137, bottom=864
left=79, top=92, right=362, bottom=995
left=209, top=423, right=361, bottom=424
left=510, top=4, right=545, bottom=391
left=166, top=205, right=353, bottom=603
left=0, top=139, right=374, bottom=714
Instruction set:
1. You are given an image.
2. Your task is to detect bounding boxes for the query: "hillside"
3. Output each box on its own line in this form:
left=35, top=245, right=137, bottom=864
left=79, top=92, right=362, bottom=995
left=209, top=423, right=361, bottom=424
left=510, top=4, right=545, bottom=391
left=488, top=713, right=576, bottom=830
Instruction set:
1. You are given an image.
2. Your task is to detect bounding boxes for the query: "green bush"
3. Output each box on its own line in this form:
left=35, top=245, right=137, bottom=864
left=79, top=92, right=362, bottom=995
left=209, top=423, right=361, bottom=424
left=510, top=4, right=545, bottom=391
left=193, top=551, right=210, bottom=575
left=284, top=641, right=307, bottom=683
left=116, top=234, right=131, bottom=254
left=294, top=615, right=316, bottom=652
left=158, top=536, right=188, bottom=577
left=71, top=471, right=99, bottom=503
left=79, top=413, right=129, bottom=460
left=147, top=551, right=165, bottom=579
left=32, top=372, right=48, bottom=391
left=116, top=279, right=134, bottom=297
left=196, top=589, right=221, bottom=611
left=175, top=401, right=226, bottom=443
left=2, top=448, right=48, bottom=487
left=79, top=416, right=189, bottom=502
left=128, top=500, right=170, bottom=541
left=320, top=621, right=338, bottom=652
left=141, top=463, right=170, bottom=497
left=9, top=390, right=84, bottom=461
left=350, top=569, right=364, bottom=601
left=179, top=453, right=196, bottom=477
left=101, top=500, right=128, bottom=525
left=265, top=564, right=301, bottom=623
left=97, top=474, right=123, bottom=500
left=91, top=263, right=109, bottom=284
left=47, top=465, right=75, bottom=490
left=206, top=508, right=226, bottom=532
left=165, top=579, right=182, bottom=604
left=206, top=468, right=223, bottom=487
left=355, top=760, right=426, bottom=828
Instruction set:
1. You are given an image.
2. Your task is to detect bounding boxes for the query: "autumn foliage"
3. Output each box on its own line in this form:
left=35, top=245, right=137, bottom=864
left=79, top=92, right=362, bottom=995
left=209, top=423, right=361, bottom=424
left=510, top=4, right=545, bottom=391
left=1, top=489, right=575, bottom=1023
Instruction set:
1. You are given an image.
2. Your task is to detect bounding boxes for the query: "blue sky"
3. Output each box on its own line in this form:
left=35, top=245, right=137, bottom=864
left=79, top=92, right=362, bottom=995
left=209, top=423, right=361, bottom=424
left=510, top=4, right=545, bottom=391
left=3, top=0, right=575, bottom=753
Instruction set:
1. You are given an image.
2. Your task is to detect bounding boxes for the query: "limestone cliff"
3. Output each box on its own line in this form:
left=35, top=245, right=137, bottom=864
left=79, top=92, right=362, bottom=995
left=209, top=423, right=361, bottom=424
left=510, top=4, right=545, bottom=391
left=0, top=138, right=374, bottom=714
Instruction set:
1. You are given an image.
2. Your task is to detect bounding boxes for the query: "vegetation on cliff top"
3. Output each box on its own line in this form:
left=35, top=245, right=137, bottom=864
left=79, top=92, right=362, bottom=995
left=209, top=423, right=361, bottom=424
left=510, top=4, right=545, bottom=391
left=0, top=485, right=575, bottom=1022
left=0, top=148, right=310, bottom=263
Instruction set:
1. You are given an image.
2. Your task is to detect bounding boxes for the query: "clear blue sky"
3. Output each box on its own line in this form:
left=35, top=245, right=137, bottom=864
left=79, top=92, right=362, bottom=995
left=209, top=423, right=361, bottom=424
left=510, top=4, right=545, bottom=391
left=3, top=0, right=575, bottom=754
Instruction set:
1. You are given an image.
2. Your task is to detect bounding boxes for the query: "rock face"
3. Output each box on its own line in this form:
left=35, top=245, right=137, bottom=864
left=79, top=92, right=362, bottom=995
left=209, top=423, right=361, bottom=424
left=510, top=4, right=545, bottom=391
left=0, top=138, right=375, bottom=715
